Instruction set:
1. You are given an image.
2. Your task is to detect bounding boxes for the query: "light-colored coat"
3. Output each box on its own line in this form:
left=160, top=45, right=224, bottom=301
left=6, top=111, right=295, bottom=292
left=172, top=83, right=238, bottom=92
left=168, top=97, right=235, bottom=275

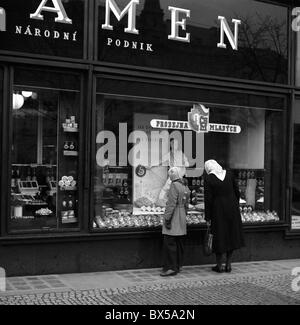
left=162, top=180, right=190, bottom=236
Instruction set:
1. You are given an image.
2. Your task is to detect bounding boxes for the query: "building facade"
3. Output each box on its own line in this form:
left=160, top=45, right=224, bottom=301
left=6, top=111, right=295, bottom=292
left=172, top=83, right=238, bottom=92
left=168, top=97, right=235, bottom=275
left=0, top=0, right=300, bottom=276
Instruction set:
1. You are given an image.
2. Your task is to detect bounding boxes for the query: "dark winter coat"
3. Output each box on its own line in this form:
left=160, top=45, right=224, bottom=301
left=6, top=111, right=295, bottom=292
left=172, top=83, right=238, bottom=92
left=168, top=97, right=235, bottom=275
left=204, top=171, right=245, bottom=254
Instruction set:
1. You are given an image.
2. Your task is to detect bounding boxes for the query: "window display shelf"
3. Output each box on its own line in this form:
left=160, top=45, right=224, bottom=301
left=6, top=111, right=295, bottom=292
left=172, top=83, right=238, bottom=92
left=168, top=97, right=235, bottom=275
left=93, top=208, right=280, bottom=231
left=63, top=151, right=79, bottom=156
left=63, top=127, right=78, bottom=133
left=59, top=186, right=77, bottom=191
left=61, top=217, right=78, bottom=224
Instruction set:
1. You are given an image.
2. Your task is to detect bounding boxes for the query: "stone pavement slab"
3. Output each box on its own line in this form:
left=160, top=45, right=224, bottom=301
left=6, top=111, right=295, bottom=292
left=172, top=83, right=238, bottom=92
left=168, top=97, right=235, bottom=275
left=0, top=259, right=300, bottom=305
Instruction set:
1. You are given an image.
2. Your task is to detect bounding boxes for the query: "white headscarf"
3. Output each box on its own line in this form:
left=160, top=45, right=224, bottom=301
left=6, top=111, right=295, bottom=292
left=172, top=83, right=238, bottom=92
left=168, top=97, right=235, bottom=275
left=168, top=167, right=181, bottom=182
left=204, top=160, right=226, bottom=181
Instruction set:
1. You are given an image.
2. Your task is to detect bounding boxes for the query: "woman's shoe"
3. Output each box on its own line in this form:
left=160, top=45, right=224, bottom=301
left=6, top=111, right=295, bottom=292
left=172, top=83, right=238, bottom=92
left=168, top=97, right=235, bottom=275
left=160, top=269, right=177, bottom=277
left=225, top=265, right=232, bottom=273
left=211, top=265, right=224, bottom=273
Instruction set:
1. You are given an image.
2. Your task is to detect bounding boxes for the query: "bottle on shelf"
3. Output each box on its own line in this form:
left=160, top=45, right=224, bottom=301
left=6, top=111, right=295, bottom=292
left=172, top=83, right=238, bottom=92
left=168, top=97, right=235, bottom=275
left=46, top=168, right=51, bottom=183
left=69, top=142, right=75, bottom=151
left=32, top=168, right=37, bottom=181
left=62, top=195, right=67, bottom=208
left=26, top=167, right=31, bottom=181
left=64, top=141, right=69, bottom=150
left=68, top=194, right=74, bottom=209
left=51, top=167, right=55, bottom=181
left=11, top=169, right=16, bottom=188
left=16, top=168, right=21, bottom=183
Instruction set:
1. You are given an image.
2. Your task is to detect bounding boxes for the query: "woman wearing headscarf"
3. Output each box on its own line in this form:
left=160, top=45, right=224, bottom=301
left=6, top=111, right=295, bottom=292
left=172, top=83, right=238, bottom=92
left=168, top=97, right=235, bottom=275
left=160, top=167, right=191, bottom=276
left=204, top=160, right=245, bottom=273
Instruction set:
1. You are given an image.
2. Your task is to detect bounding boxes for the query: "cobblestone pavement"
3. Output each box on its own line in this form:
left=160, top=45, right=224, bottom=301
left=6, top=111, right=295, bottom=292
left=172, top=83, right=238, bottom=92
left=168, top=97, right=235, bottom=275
left=0, top=260, right=300, bottom=305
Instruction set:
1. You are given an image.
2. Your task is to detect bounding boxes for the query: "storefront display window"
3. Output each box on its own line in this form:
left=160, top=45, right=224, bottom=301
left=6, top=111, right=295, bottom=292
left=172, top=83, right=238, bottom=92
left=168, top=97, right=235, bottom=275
left=98, top=0, right=288, bottom=84
left=93, top=89, right=284, bottom=231
left=291, top=98, right=300, bottom=231
left=0, top=0, right=86, bottom=58
left=9, top=68, right=81, bottom=231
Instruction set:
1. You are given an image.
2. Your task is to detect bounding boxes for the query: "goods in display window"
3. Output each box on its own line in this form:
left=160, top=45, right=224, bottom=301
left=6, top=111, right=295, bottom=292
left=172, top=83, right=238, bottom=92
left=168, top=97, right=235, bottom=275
left=10, top=84, right=80, bottom=231
left=93, top=95, right=283, bottom=231
left=93, top=167, right=279, bottom=230
left=94, top=210, right=206, bottom=230
left=234, top=169, right=279, bottom=223
left=10, top=165, right=57, bottom=228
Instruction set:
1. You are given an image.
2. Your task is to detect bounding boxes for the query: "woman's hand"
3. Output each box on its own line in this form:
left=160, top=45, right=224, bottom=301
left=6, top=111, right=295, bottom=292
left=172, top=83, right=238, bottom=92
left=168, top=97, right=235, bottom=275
left=164, top=219, right=172, bottom=230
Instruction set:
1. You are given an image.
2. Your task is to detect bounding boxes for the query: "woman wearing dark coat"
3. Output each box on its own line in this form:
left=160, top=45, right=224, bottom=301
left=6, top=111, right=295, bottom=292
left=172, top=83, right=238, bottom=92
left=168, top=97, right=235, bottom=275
left=204, top=160, right=245, bottom=273
left=160, top=167, right=191, bottom=277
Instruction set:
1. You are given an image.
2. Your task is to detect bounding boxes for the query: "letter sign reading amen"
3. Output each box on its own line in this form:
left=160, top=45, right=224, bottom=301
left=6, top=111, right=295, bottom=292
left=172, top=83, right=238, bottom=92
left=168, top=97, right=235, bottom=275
left=30, top=0, right=72, bottom=24
left=217, top=16, right=241, bottom=51
left=168, top=6, right=191, bottom=43
left=102, top=0, right=139, bottom=34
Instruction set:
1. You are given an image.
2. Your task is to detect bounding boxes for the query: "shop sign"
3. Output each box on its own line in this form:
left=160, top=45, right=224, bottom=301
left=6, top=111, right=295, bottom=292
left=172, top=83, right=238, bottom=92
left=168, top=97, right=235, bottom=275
left=0, top=0, right=84, bottom=58
left=98, top=1, right=291, bottom=83
left=150, top=104, right=241, bottom=134
left=101, top=0, right=241, bottom=51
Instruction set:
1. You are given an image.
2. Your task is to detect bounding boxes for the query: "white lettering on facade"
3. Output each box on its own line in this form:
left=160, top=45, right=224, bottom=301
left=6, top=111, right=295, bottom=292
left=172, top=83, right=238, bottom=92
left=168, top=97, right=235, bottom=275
left=102, top=0, right=139, bottom=35
left=14, top=25, right=77, bottom=42
left=105, top=37, right=153, bottom=52
left=35, top=28, right=41, bottom=37
left=30, top=0, right=72, bottom=24
left=168, top=6, right=190, bottom=43
left=217, top=16, right=241, bottom=51
left=15, top=26, right=22, bottom=34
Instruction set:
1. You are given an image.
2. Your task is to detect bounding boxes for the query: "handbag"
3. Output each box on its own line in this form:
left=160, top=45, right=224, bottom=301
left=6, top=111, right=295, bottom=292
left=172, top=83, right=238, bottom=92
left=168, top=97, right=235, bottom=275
left=203, top=224, right=213, bottom=256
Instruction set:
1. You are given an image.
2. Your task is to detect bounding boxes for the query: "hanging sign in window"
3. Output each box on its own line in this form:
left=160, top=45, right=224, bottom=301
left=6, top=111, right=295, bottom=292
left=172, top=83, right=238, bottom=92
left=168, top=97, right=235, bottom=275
left=150, top=104, right=241, bottom=134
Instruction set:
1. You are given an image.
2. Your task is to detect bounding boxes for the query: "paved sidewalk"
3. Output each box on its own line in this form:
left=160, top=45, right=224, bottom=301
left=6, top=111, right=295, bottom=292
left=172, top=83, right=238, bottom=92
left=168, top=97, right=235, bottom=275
left=0, top=259, right=300, bottom=305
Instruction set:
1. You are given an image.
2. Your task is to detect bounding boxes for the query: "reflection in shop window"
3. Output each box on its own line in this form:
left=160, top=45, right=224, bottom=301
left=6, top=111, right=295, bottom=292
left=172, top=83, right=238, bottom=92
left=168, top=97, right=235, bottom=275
left=10, top=70, right=80, bottom=231
left=93, top=96, right=282, bottom=231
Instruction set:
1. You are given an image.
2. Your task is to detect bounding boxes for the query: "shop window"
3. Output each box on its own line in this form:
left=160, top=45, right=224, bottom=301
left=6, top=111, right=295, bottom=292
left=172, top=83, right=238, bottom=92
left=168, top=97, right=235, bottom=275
left=93, top=92, right=283, bottom=231
left=9, top=68, right=81, bottom=232
left=97, top=0, right=288, bottom=84
left=291, top=98, right=300, bottom=230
